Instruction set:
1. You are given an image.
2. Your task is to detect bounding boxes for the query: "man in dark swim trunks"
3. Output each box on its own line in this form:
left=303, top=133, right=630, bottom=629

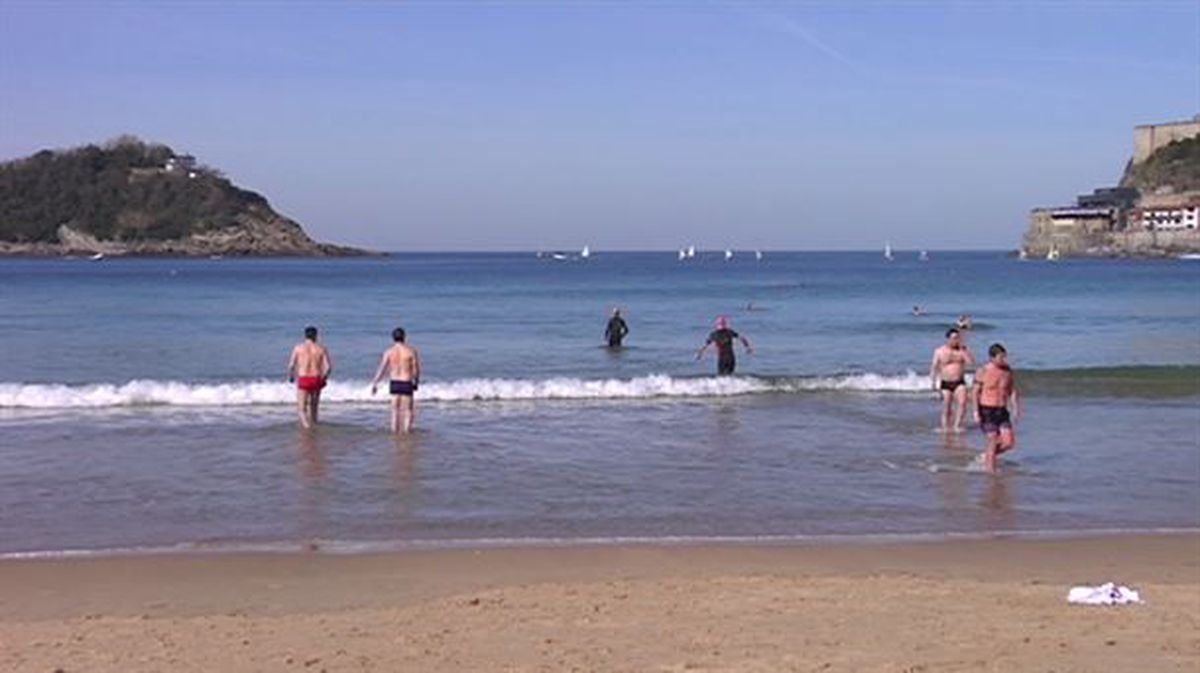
left=930, top=327, right=975, bottom=432
left=604, top=308, right=629, bottom=348
left=371, top=327, right=422, bottom=434
left=287, top=325, right=333, bottom=429
left=696, top=316, right=752, bottom=376
left=974, top=343, right=1021, bottom=472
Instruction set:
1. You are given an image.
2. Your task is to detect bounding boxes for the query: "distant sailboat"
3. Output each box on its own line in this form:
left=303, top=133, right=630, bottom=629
left=918, top=250, right=929, bottom=262
left=686, top=245, right=696, bottom=259
left=884, top=241, right=894, bottom=261
left=1017, top=248, right=1029, bottom=260
left=1046, top=247, right=1061, bottom=261
left=678, top=248, right=687, bottom=261
left=89, top=252, right=105, bottom=261
left=580, top=245, right=591, bottom=259
left=755, top=250, right=763, bottom=261
left=724, top=249, right=734, bottom=261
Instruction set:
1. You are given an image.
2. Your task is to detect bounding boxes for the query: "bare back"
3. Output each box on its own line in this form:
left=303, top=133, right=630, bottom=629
left=292, top=341, right=330, bottom=377
left=977, top=363, right=1014, bottom=407
left=384, top=343, right=419, bottom=382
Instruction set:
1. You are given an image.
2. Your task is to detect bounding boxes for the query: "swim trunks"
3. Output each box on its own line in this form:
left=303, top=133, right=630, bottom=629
left=940, top=378, right=966, bottom=392
left=389, top=380, right=417, bottom=396
left=978, top=405, right=1011, bottom=435
left=297, top=376, right=326, bottom=392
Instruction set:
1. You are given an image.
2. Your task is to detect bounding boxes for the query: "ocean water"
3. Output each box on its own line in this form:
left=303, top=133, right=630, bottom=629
left=0, top=251, right=1197, bottom=555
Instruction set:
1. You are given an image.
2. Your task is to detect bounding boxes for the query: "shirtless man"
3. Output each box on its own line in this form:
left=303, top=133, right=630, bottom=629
left=287, top=326, right=333, bottom=429
left=929, top=327, right=975, bottom=432
left=371, top=327, right=422, bottom=434
left=974, top=343, right=1021, bottom=472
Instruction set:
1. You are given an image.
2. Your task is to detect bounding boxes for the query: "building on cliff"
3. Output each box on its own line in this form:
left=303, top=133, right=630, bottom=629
left=1132, top=194, right=1200, bottom=231
left=1024, top=117, right=1200, bottom=257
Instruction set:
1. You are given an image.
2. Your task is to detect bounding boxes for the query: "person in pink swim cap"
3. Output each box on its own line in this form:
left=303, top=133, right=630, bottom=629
left=696, top=315, right=753, bottom=375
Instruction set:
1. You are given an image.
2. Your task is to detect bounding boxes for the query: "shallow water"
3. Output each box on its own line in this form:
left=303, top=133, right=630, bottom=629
left=0, top=252, right=1197, bottom=555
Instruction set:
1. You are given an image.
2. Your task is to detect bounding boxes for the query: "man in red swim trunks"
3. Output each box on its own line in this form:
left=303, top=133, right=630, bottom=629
left=287, top=325, right=333, bottom=429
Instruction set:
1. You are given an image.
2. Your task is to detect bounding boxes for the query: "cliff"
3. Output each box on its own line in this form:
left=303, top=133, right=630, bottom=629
left=0, top=137, right=372, bottom=256
left=1022, top=125, right=1200, bottom=258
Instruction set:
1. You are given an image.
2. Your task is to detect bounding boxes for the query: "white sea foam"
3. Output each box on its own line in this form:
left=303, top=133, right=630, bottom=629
left=0, top=371, right=931, bottom=409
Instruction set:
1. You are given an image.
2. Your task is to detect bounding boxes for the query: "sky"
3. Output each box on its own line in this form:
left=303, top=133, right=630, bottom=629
left=1, top=1, right=1197, bottom=251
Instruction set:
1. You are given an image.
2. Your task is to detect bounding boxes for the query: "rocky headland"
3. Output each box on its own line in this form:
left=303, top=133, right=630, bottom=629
left=0, top=137, right=373, bottom=257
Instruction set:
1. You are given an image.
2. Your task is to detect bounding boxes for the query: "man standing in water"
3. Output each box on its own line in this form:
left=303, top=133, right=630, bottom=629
left=371, top=327, right=422, bottom=434
left=974, top=343, right=1021, bottom=472
left=604, top=308, right=629, bottom=348
left=930, top=327, right=975, bottom=432
left=287, top=326, right=333, bottom=430
left=696, top=316, right=752, bottom=376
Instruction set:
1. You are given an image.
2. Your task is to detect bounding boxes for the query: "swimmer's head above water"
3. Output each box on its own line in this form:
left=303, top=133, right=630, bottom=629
left=304, top=326, right=318, bottom=340
left=715, top=316, right=730, bottom=330
left=393, top=327, right=406, bottom=343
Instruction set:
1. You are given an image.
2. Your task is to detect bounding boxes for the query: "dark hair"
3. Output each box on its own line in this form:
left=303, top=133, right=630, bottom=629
left=988, top=343, right=1007, bottom=358
left=392, top=327, right=406, bottom=343
left=304, top=326, right=318, bottom=340
left=945, top=327, right=960, bottom=338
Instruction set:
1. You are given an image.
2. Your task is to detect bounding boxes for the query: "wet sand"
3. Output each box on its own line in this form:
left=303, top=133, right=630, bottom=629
left=1, top=534, right=1197, bottom=672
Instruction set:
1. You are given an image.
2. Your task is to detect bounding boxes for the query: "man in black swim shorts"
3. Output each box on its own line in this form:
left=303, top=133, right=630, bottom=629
left=371, top=327, right=422, bottom=433
left=929, top=327, right=975, bottom=432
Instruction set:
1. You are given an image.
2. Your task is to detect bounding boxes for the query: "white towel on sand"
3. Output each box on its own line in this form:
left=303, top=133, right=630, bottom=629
left=1067, top=582, right=1142, bottom=605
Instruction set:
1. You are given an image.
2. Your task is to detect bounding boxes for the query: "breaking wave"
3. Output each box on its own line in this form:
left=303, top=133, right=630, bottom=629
left=0, top=372, right=930, bottom=409
left=3, top=366, right=1192, bottom=409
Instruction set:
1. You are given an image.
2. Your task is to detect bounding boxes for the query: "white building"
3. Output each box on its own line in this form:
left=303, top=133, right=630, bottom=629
left=1135, top=203, right=1199, bottom=231
left=164, top=154, right=197, bottom=173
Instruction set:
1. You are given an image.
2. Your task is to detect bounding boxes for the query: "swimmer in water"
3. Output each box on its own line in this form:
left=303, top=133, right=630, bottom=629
left=371, top=327, right=422, bottom=434
left=930, top=327, right=975, bottom=432
left=956, top=314, right=973, bottom=330
left=973, top=343, right=1021, bottom=472
left=696, top=316, right=752, bottom=376
left=604, top=308, right=629, bottom=348
left=287, top=326, right=333, bottom=430
left=912, top=305, right=925, bottom=317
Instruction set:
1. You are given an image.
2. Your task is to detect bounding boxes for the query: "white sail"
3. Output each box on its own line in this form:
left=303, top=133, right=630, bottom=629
left=884, top=241, right=893, bottom=261
left=580, top=245, right=590, bottom=259
left=755, top=250, right=763, bottom=261
left=686, top=245, right=696, bottom=259
left=724, top=249, right=733, bottom=261
left=918, top=250, right=929, bottom=262
left=678, top=249, right=687, bottom=261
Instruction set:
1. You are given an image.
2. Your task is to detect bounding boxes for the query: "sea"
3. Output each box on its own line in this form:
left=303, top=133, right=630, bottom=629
left=1, top=251, right=1197, bottom=557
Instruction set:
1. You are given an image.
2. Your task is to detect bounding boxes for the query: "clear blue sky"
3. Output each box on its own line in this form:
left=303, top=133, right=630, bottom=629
left=1, top=1, right=1197, bottom=251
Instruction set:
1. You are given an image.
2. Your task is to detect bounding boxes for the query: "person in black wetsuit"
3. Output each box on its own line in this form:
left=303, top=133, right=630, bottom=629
left=604, top=308, right=629, bottom=348
left=696, top=316, right=753, bottom=375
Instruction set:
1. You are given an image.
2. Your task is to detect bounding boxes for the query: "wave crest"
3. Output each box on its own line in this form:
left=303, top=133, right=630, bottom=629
left=0, top=372, right=931, bottom=409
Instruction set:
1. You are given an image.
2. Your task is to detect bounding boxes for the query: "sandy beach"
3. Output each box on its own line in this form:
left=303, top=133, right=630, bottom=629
left=1, top=534, right=1196, bottom=672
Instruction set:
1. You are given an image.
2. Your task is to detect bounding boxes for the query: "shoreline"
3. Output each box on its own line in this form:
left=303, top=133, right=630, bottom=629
left=3, top=533, right=1197, bottom=671
left=3, top=526, right=1199, bottom=562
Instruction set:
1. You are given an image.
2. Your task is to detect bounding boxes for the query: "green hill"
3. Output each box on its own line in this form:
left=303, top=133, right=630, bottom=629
left=1121, top=136, right=1200, bottom=194
left=0, top=137, right=366, bottom=255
